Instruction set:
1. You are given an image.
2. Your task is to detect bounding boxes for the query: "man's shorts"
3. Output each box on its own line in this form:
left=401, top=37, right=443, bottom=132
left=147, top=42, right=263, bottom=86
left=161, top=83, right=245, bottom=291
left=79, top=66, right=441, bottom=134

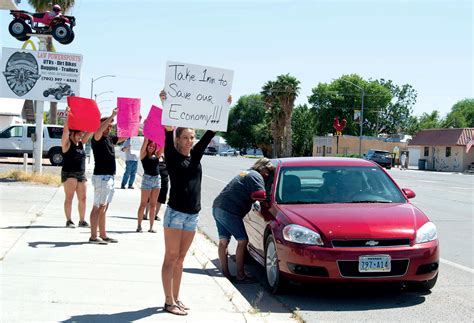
left=163, top=206, right=199, bottom=232
left=141, top=174, right=161, bottom=190
left=212, top=207, right=248, bottom=241
left=92, top=175, right=115, bottom=206
left=61, top=171, right=87, bottom=183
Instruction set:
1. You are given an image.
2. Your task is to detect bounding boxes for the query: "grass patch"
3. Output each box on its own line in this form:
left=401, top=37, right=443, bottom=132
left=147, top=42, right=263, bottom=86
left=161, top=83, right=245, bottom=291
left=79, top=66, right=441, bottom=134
left=0, top=170, right=61, bottom=186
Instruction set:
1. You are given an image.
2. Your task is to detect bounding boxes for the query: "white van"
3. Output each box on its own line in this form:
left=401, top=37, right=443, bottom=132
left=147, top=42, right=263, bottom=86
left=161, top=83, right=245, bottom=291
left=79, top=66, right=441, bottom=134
left=0, top=124, right=64, bottom=166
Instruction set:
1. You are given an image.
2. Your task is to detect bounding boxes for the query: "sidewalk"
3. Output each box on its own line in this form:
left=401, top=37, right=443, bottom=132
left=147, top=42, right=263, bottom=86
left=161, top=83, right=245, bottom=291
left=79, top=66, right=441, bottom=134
left=0, top=159, right=293, bottom=322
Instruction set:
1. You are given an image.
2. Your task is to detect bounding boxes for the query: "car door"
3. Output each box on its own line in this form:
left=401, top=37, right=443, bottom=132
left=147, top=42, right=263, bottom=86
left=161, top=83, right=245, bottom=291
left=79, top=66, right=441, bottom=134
left=0, top=125, right=24, bottom=155
left=23, top=126, right=37, bottom=154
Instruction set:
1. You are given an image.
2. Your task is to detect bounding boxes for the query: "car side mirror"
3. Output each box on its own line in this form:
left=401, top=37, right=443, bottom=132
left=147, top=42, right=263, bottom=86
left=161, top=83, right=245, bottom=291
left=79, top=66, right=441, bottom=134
left=251, top=190, right=267, bottom=202
left=402, top=188, right=416, bottom=199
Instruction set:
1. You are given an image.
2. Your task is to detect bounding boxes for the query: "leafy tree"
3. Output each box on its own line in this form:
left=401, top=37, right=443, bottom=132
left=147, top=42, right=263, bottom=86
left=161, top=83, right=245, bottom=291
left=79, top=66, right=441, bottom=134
left=418, top=111, right=442, bottom=130
left=261, top=74, right=300, bottom=157
left=442, top=98, right=474, bottom=128
left=291, top=104, right=313, bottom=156
left=221, top=94, right=266, bottom=152
left=308, top=74, right=392, bottom=137
left=26, top=1, right=76, bottom=125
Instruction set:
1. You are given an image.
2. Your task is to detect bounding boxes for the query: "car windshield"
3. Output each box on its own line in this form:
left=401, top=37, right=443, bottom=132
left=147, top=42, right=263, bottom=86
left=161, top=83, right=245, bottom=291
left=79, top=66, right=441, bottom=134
left=276, top=166, right=406, bottom=204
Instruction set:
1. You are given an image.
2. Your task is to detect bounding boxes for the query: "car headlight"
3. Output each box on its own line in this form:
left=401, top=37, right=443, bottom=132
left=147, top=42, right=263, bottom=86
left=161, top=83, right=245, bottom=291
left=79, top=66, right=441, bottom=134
left=416, top=222, right=437, bottom=244
left=282, top=224, right=324, bottom=245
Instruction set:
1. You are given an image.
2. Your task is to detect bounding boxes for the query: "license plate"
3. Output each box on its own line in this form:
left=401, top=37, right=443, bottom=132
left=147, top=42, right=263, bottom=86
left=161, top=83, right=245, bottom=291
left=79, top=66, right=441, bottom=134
left=358, top=255, right=391, bottom=272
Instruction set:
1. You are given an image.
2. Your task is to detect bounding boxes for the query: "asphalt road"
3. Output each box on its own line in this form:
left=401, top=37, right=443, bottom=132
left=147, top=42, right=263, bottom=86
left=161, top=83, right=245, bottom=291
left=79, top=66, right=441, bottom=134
left=197, top=156, right=474, bottom=322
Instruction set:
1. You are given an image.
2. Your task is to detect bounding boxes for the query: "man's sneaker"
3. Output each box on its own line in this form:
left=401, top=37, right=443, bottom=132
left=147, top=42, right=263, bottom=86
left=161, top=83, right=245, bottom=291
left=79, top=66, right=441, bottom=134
left=100, top=236, right=118, bottom=243
left=66, top=220, right=75, bottom=228
left=128, top=186, right=134, bottom=189
left=121, top=186, right=126, bottom=189
left=78, top=220, right=89, bottom=228
left=89, top=237, right=107, bottom=245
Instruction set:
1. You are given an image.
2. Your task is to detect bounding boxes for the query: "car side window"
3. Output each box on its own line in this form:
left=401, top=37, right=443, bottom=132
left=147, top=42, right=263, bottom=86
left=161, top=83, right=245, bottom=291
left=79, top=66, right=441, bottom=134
left=0, top=126, right=23, bottom=138
left=47, top=127, right=63, bottom=139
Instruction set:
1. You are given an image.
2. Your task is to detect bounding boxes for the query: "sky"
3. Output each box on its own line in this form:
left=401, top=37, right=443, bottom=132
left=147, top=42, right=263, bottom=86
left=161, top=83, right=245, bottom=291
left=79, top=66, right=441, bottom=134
left=0, top=0, right=472, bottom=119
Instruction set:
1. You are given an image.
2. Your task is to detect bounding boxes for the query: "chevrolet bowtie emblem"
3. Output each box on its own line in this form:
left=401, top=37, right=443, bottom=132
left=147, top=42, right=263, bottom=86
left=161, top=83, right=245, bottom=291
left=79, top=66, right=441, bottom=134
left=366, top=240, right=379, bottom=246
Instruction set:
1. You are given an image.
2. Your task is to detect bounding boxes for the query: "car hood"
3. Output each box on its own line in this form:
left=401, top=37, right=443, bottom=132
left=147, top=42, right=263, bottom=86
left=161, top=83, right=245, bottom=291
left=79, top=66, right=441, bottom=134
left=277, top=203, right=429, bottom=240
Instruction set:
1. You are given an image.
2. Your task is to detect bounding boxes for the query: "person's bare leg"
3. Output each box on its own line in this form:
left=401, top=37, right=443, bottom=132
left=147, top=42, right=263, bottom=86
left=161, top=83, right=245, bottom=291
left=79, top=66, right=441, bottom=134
left=173, top=230, right=195, bottom=303
left=63, top=178, right=78, bottom=222
left=148, top=188, right=160, bottom=231
left=75, top=180, right=87, bottom=222
left=162, top=228, right=182, bottom=306
left=97, top=204, right=107, bottom=238
left=218, top=239, right=231, bottom=278
left=236, top=240, right=249, bottom=280
left=137, top=189, right=151, bottom=230
left=89, top=206, right=99, bottom=239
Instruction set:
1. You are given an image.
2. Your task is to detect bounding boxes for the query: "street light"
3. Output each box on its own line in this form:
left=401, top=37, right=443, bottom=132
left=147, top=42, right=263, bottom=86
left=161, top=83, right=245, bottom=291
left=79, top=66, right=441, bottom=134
left=94, top=90, right=114, bottom=101
left=339, top=79, right=365, bottom=156
left=90, top=75, right=116, bottom=99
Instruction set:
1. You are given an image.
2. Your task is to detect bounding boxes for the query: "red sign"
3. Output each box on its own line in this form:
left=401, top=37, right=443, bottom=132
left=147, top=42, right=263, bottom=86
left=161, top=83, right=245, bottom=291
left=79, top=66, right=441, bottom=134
left=67, top=96, right=101, bottom=132
left=143, top=105, right=165, bottom=149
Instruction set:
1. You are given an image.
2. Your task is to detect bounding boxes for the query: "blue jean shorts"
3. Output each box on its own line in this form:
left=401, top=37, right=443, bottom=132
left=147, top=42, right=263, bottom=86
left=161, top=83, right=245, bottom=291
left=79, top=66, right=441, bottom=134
left=92, top=175, right=114, bottom=207
left=163, top=206, right=199, bottom=232
left=141, top=174, right=161, bottom=190
left=212, top=207, right=248, bottom=241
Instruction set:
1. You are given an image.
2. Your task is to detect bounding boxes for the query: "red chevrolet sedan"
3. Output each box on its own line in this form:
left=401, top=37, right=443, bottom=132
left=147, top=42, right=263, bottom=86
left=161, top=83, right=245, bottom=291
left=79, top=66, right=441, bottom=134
left=243, top=157, right=439, bottom=294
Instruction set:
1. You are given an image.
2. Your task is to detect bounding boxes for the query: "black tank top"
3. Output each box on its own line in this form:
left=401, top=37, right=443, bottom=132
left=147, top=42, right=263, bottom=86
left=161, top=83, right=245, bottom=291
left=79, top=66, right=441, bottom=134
left=141, top=155, right=159, bottom=176
left=62, top=140, right=85, bottom=173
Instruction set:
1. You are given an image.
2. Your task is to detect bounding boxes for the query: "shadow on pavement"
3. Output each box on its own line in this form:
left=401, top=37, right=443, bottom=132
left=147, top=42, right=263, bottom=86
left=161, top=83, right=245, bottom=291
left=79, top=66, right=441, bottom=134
left=28, top=241, right=90, bottom=248
left=183, top=267, right=226, bottom=278
left=1, top=225, right=65, bottom=229
left=110, top=216, right=137, bottom=220
left=60, top=307, right=162, bottom=322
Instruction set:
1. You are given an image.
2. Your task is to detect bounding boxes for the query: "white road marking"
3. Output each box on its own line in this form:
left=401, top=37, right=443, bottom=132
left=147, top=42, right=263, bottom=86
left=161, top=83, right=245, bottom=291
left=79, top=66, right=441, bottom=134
left=440, top=258, right=474, bottom=274
left=204, top=174, right=228, bottom=184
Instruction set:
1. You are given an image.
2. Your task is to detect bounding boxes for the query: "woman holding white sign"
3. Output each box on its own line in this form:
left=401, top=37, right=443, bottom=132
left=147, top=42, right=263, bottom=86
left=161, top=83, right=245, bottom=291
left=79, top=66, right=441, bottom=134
left=160, top=90, right=231, bottom=316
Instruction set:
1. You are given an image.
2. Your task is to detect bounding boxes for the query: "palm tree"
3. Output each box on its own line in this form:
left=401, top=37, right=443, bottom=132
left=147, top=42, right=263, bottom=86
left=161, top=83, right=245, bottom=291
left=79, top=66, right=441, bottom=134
left=261, top=75, right=300, bottom=157
left=24, top=1, right=75, bottom=124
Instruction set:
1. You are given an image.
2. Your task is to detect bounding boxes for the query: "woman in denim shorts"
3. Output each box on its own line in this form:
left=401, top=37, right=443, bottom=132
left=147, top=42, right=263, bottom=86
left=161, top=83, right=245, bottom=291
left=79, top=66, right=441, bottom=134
left=159, top=91, right=232, bottom=316
left=61, top=107, right=93, bottom=228
left=136, top=138, right=162, bottom=233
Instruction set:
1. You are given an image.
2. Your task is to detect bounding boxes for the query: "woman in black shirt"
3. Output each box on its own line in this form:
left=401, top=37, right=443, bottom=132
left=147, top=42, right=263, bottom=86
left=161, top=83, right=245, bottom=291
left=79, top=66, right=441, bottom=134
left=159, top=90, right=231, bottom=316
left=136, top=138, right=162, bottom=233
left=61, top=107, right=92, bottom=228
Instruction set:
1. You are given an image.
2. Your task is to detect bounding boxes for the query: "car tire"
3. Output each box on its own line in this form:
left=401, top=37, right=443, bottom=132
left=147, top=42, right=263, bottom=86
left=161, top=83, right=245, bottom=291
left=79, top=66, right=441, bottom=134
left=418, top=273, right=438, bottom=291
left=9, top=19, right=30, bottom=39
left=52, top=23, right=72, bottom=43
left=265, top=234, right=287, bottom=294
left=49, top=147, right=63, bottom=166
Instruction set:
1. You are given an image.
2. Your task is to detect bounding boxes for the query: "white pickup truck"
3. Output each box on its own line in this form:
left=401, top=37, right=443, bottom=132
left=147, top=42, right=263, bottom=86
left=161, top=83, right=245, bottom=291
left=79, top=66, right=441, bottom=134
left=0, top=124, right=64, bottom=166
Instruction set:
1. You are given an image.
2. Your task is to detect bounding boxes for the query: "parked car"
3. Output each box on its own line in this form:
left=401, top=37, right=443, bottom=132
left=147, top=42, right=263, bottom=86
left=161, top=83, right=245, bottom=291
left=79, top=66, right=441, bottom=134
left=365, top=149, right=392, bottom=169
left=204, top=146, right=218, bottom=156
left=244, top=157, right=439, bottom=294
left=220, top=148, right=239, bottom=156
left=0, top=124, right=64, bottom=166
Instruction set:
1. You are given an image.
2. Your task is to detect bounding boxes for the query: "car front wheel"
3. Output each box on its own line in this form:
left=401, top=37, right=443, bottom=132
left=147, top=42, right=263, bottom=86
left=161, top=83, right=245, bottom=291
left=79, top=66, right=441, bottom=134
left=265, top=234, right=287, bottom=294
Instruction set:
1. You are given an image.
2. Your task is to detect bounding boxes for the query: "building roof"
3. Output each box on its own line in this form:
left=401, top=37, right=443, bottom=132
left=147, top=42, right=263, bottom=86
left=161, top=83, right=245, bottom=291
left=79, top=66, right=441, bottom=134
left=409, top=128, right=474, bottom=146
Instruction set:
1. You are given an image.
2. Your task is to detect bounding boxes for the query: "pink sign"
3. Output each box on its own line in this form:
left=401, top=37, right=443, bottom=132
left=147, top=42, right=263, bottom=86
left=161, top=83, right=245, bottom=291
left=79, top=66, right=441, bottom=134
left=117, top=97, right=141, bottom=137
left=67, top=96, right=101, bottom=132
left=143, top=105, right=165, bottom=149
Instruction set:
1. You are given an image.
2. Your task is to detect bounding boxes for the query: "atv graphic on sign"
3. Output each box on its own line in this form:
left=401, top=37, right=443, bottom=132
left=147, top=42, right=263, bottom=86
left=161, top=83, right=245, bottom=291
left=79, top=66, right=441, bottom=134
left=43, top=82, right=75, bottom=100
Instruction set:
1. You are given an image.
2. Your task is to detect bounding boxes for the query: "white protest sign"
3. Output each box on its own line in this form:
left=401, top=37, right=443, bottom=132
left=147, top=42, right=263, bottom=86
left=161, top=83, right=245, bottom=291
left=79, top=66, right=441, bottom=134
left=0, top=47, right=82, bottom=102
left=162, top=61, right=233, bottom=131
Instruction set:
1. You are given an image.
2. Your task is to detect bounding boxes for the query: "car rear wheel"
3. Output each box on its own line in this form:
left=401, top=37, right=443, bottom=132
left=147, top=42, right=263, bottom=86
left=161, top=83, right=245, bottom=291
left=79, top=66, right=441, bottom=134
left=49, top=147, right=63, bottom=166
left=265, top=234, right=287, bottom=294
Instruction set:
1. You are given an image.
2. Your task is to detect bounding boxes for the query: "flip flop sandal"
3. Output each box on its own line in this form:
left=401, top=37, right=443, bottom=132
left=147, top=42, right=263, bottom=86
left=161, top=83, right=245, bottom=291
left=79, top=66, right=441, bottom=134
left=148, top=229, right=156, bottom=233
left=164, top=303, right=187, bottom=316
left=176, top=300, right=190, bottom=310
